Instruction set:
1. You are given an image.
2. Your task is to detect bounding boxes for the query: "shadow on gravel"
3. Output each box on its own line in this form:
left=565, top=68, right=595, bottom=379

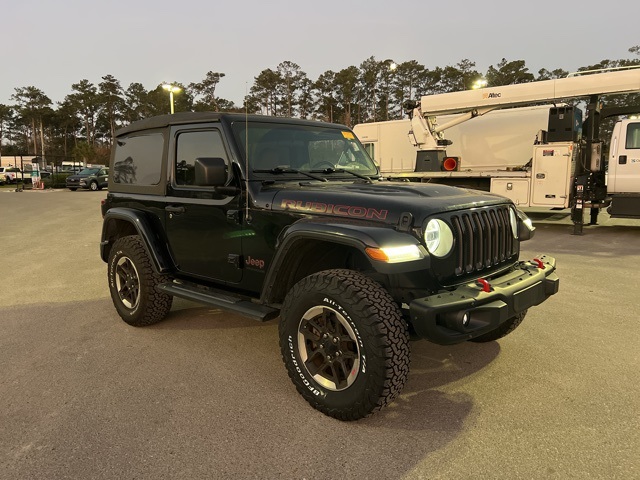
left=365, top=340, right=500, bottom=430
left=150, top=300, right=500, bottom=436
left=1, top=298, right=505, bottom=478
left=156, top=300, right=500, bottom=436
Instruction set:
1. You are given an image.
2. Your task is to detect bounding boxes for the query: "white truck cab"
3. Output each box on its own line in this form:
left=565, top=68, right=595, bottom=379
left=608, top=119, right=640, bottom=194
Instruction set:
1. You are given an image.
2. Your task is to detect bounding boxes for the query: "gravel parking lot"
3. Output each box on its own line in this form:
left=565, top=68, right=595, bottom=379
left=1, top=189, right=638, bottom=479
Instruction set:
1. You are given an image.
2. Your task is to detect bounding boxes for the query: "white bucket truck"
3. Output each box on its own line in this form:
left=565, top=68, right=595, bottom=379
left=353, top=67, right=640, bottom=233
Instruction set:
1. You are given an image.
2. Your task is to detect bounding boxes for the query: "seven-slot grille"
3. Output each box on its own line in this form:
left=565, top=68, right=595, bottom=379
left=450, top=206, right=516, bottom=276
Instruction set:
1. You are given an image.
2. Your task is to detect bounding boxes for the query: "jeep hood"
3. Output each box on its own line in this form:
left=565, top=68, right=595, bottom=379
left=267, top=182, right=511, bottom=225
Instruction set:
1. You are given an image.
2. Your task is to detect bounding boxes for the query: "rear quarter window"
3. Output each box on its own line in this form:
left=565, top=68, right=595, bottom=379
left=107, top=129, right=168, bottom=195
left=113, top=132, right=164, bottom=185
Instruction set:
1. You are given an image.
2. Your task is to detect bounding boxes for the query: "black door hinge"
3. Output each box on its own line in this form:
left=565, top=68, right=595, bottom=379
left=228, top=254, right=241, bottom=268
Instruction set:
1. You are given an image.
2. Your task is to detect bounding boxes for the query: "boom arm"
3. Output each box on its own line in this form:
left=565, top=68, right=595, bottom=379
left=410, top=68, right=640, bottom=151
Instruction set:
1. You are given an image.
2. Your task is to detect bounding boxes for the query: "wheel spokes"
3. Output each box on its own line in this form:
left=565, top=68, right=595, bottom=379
left=115, top=256, right=140, bottom=309
left=298, top=305, right=360, bottom=391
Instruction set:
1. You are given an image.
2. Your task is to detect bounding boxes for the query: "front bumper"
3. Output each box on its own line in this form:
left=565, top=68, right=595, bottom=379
left=409, top=255, right=559, bottom=345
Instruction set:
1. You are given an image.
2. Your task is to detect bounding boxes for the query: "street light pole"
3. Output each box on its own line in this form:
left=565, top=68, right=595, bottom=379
left=386, top=62, right=397, bottom=121
left=162, top=84, right=182, bottom=114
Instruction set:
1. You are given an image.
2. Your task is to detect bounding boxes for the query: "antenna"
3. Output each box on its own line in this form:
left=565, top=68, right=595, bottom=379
left=244, top=82, right=250, bottom=223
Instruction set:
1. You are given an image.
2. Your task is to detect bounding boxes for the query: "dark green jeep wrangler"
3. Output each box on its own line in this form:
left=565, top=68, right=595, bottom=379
left=100, top=112, right=559, bottom=420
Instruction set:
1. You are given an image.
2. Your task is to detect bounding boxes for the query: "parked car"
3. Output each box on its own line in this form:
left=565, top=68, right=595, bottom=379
left=0, top=166, right=22, bottom=184
left=66, top=167, right=109, bottom=191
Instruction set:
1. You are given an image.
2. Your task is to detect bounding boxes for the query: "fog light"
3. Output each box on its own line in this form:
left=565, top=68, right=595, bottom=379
left=443, top=310, right=472, bottom=332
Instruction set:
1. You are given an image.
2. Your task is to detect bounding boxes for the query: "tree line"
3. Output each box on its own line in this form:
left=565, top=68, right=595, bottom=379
left=0, top=47, right=638, bottom=165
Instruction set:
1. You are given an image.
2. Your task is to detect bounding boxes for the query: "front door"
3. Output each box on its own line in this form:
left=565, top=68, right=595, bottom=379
left=609, top=121, right=640, bottom=194
left=164, top=125, right=243, bottom=283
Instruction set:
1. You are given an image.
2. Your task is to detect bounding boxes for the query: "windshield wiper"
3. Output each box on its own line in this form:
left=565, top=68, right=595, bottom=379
left=310, top=167, right=373, bottom=183
left=253, top=167, right=327, bottom=182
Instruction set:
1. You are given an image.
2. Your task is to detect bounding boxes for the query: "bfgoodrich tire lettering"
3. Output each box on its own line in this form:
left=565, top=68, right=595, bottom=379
left=279, top=269, right=410, bottom=421
left=107, top=235, right=173, bottom=326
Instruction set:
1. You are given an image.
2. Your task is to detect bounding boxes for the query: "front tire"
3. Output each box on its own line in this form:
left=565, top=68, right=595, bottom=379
left=107, top=235, right=173, bottom=326
left=90, top=181, right=98, bottom=191
left=469, top=310, right=528, bottom=343
left=279, top=269, right=410, bottom=421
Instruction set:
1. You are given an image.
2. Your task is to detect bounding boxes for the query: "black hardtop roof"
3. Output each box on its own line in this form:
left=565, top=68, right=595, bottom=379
left=115, top=112, right=348, bottom=137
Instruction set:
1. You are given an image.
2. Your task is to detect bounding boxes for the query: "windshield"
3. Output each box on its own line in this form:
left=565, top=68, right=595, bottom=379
left=78, top=168, right=100, bottom=175
left=231, top=121, right=378, bottom=179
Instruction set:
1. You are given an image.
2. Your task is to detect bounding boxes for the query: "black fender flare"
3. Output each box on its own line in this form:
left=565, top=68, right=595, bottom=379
left=101, top=208, right=174, bottom=273
left=261, top=219, right=430, bottom=303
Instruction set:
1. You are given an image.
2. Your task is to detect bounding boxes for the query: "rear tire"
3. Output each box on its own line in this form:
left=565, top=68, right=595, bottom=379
left=469, top=310, right=528, bottom=343
left=107, top=235, right=173, bottom=326
left=279, top=269, right=410, bottom=420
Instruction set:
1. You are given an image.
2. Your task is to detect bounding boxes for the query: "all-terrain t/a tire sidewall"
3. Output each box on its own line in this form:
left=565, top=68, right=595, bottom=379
left=107, top=235, right=172, bottom=327
left=279, top=269, right=410, bottom=421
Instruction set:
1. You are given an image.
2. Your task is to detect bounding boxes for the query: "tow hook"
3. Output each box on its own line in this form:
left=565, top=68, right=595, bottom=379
left=532, top=258, right=546, bottom=269
left=521, top=258, right=547, bottom=272
left=475, top=278, right=492, bottom=292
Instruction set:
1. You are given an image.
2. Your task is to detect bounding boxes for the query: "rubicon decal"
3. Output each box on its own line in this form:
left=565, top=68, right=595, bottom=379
left=280, top=199, right=388, bottom=220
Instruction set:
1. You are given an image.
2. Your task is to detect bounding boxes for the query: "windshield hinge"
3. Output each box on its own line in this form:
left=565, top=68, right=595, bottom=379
left=397, top=212, right=414, bottom=232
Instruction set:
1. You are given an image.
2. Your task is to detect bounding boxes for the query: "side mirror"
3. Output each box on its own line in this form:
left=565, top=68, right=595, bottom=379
left=195, top=157, right=227, bottom=186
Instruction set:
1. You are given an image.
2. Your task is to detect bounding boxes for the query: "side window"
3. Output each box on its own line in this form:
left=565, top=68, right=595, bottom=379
left=113, top=133, right=163, bottom=185
left=625, top=123, right=640, bottom=149
left=363, top=142, right=375, bottom=160
left=175, top=130, right=228, bottom=186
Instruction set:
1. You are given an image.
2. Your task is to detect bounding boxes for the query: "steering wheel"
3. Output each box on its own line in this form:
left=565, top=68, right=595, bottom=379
left=312, top=161, right=335, bottom=170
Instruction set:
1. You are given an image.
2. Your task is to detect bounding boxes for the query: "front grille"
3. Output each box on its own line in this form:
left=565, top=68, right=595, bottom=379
left=450, top=206, right=516, bottom=276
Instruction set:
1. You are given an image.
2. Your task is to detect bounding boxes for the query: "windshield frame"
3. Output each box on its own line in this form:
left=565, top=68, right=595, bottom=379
left=230, top=120, right=379, bottom=181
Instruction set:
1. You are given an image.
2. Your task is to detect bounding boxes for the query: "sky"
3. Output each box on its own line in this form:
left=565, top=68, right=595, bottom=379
left=2, top=0, right=639, bottom=108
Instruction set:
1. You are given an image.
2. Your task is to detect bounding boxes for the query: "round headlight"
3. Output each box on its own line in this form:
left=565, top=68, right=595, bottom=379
left=509, top=208, right=518, bottom=239
left=424, top=219, right=454, bottom=257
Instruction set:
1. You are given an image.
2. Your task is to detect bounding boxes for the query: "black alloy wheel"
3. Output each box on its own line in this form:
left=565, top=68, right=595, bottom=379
left=107, top=235, right=173, bottom=326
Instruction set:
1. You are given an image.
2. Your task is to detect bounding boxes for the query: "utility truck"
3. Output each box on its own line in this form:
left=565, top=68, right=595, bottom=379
left=353, top=67, right=640, bottom=234
left=355, top=104, right=558, bottom=174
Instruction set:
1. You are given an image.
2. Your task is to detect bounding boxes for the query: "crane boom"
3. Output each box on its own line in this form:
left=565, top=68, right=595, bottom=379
left=409, top=68, right=640, bottom=152
left=421, top=69, right=640, bottom=115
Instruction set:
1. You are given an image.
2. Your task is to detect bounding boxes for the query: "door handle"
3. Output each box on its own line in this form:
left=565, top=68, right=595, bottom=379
left=165, top=205, right=185, bottom=214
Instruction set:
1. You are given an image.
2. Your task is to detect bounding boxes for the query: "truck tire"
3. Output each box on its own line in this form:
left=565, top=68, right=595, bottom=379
left=90, top=181, right=98, bottom=191
left=469, top=310, right=528, bottom=343
left=107, top=235, right=173, bottom=327
left=279, top=269, right=410, bottom=421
